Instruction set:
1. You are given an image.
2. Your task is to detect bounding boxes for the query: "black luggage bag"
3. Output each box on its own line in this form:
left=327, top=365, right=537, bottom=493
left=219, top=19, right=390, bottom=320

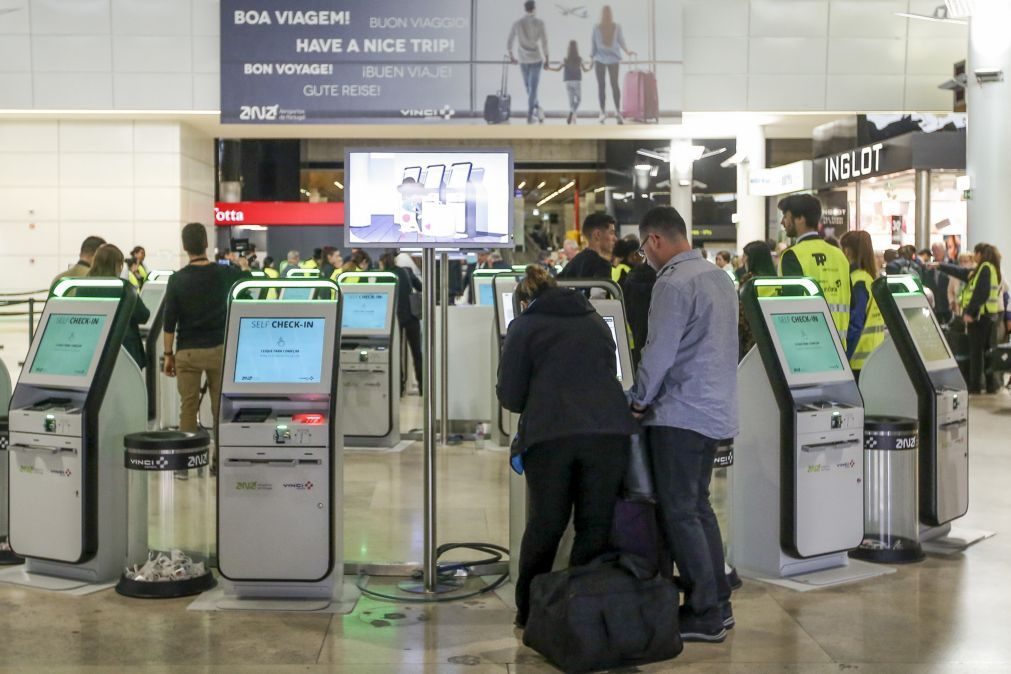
left=523, top=553, right=682, bottom=673
left=484, top=59, right=511, bottom=124
left=988, top=343, right=1011, bottom=372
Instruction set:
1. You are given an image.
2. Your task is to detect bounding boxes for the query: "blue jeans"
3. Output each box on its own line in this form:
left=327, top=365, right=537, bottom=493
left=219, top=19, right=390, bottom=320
left=520, top=62, right=542, bottom=120
left=647, top=426, right=731, bottom=616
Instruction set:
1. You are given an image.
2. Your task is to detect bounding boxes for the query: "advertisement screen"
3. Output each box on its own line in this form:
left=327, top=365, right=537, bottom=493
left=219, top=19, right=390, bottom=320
left=771, top=312, right=844, bottom=375
left=234, top=317, right=325, bottom=384
left=30, top=314, right=107, bottom=377
left=342, top=293, right=390, bottom=331
left=346, top=149, right=512, bottom=248
left=602, top=316, right=623, bottom=382
left=902, top=307, right=952, bottom=363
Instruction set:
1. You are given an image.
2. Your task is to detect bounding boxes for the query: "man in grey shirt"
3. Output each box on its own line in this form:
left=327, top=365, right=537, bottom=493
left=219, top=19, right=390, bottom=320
left=507, top=0, right=549, bottom=124
left=629, top=206, right=739, bottom=643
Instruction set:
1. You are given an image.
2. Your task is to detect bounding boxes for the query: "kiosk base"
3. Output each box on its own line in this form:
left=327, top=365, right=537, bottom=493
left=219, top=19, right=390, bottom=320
left=741, top=557, right=895, bottom=592
left=920, top=523, right=995, bottom=555
left=188, top=581, right=361, bottom=614
left=0, top=565, right=116, bottom=594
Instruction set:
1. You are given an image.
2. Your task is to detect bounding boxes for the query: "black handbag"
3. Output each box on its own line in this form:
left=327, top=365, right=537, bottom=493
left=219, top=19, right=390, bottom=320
left=524, top=552, right=682, bottom=674
left=408, top=292, right=422, bottom=320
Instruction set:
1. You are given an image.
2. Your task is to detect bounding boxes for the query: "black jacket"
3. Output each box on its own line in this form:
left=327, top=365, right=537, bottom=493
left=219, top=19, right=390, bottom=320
left=77, top=283, right=149, bottom=370
left=497, top=287, right=636, bottom=457
left=387, top=265, right=422, bottom=325
left=621, top=263, right=656, bottom=368
left=558, top=248, right=612, bottom=280
left=941, top=262, right=995, bottom=319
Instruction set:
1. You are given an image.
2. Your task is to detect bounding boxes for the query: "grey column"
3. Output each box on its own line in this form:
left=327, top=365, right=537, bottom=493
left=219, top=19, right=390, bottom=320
left=915, top=169, right=931, bottom=252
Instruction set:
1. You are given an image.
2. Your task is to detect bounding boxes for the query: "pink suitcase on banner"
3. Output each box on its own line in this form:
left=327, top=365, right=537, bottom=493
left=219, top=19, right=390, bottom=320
left=622, top=69, right=659, bottom=123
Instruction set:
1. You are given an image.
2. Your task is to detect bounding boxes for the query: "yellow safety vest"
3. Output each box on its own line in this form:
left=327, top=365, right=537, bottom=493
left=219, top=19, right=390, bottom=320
left=959, top=261, right=1000, bottom=316
left=300, top=259, right=319, bottom=270
left=136, top=263, right=148, bottom=281
left=128, top=273, right=140, bottom=288
left=849, top=269, right=885, bottom=371
left=611, top=263, right=631, bottom=284
left=780, top=238, right=851, bottom=347
left=264, top=267, right=280, bottom=300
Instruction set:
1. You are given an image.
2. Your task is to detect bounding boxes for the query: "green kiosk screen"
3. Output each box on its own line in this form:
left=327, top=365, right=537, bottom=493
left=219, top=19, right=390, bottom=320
left=902, top=307, right=952, bottom=362
left=771, top=312, right=844, bottom=375
left=30, top=313, right=107, bottom=377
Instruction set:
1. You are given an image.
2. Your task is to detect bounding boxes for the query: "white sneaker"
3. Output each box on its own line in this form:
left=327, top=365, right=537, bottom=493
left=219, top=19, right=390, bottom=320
left=598, top=112, right=607, bottom=124
left=616, top=113, right=625, bottom=125
left=537, top=106, right=545, bottom=123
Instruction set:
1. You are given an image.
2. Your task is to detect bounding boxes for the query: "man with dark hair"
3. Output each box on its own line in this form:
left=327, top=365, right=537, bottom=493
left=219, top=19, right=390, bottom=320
left=53, top=235, right=106, bottom=285
left=302, top=247, right=322, bottom=270
left=558, top=212, right=617, bottom=280
left=507, top=0, right=549, bottom=124
left=777, top=193, right=851, bottom=347
left=629, top=206, right=738, bottom=643
left=162, top=223, right=247, bottom=472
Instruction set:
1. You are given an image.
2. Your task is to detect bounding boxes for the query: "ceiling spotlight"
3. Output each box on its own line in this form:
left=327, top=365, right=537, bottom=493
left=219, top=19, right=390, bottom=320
left=536, top=181, right=547, bottom=189
left=517, top=180, right=526, bottom=189
left=720, top=152, right=748, bottom=168
left=593, top=186, right=610, bottom=193
left=975, top=68, right=1004, bottom=84
left=634, top=163, right=653, bottom=171
left=333, top=180, right=343, bottom=189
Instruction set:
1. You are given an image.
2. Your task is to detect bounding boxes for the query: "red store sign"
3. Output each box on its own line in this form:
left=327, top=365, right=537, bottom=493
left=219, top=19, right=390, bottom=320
left=214, top=201, right=344, bottom=226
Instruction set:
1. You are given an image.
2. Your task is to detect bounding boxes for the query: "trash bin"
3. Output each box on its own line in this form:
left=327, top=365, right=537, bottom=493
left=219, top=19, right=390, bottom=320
left=850, top=416, right=925, bottom=564
left=116, top=431, right=216, bottom=598
left=0, top=416, right=23, bottom=565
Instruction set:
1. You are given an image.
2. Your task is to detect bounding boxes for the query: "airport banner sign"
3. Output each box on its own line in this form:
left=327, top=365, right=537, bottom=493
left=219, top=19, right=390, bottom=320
left=213, top=202, right=344, bottom=226
left=220, top=0, right=684, bottom=124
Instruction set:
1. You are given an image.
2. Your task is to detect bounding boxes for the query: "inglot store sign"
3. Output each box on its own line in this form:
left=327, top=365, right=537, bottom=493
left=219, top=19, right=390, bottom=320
left=813, top=131, right=965, bottom=190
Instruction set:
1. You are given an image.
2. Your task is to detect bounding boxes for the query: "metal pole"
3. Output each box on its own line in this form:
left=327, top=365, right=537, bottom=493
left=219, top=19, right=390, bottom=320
left=439, top=252, right=449, bottom=447
left=28, top=298, right=35, bottom=341
left=422, top=247, right=438, bottom=592
left=854, top=181, right=862, bottom=233
left=915, top=169, right=932, bottom=252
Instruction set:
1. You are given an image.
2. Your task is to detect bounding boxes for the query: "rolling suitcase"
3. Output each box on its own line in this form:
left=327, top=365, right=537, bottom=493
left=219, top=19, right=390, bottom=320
left=484, top=59, right=511, bottom=124
left=621, top=69, right=659, bottom=123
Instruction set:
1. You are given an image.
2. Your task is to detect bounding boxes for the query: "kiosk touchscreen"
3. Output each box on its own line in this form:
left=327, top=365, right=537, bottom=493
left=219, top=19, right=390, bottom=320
left=733, top=278, right=865, bottom=578
left=472, top=269, right=512, bottom=306
left=860, top=275, right=969, bottom=531
left=217, top=279, right=345, bottom=601
left=338, top=272, right=400, bottom=448
left=7, top=279, right=146, bottom=584
left=138, top=271, right=178, bottom=429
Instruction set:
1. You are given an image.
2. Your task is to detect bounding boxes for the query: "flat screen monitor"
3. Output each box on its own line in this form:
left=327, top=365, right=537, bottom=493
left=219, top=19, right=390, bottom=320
left=345, top=148, right=514, bottom=248
left=423, top=164, right=445, bottom=190
left=477, top=281, right=495, bottom=307
left=233, top=317, right=326, bottom=384
left=770, top=312, right=845, bottom=376
left=342, top=293, right=390, bottom=331
left=447, top=162, right=472, bottom=190
left=402, top=166, right=422, bottom=183
left=280, top=287, right=315, bottom=301
left=601, top=316, right=623, bottom=382
left=901, top=306, right=952, bottom=363
left=30, top=313, right=108, bottom=377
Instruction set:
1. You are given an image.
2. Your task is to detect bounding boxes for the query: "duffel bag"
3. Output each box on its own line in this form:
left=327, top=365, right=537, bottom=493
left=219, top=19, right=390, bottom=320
left=523, top=553, right=682, bottom=673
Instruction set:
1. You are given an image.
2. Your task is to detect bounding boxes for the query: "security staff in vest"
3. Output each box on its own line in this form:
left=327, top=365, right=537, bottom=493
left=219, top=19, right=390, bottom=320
left=629, top=206, right=739, bottom=643
left=130, top=246, right=148, bottom=285
left=52, top=235, right=106, bottom=285
left=777, top=194, right=851, bottom=348
left=840, top=231, right=884, bottom=380
left=939, top=243, right=1003, bottom=394
left=162, top=223, right=248, bottom=470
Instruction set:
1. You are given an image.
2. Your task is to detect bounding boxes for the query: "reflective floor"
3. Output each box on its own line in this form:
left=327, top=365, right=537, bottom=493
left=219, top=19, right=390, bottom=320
left=0, top=393, right=1009, bottom=672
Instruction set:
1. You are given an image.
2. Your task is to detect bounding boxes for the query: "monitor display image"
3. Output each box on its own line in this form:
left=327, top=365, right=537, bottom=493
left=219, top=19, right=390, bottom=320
left=345, top=149, right=513, bottom=247
left=502, top=291, right=515, bottom=327
left=139, top=284, right=165, bottom=317
left=234, top=317, right=326, bottom=384
left=281, top=287, right=315, bottom=301
left=342, top=293, right=390, bottom=331
left=601, top=316, right=623, bottom=382
left=30, top=313, right=107, bottom=377
left=770, top=312, right=844, bottom=375
left=478, top=282, right=495, bottom=306
left=902, top=306, right=952, bottom=363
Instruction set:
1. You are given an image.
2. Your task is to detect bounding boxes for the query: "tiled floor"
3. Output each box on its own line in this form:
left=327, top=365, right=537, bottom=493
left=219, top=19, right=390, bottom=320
left=0, top=393, right=1008, bottom=673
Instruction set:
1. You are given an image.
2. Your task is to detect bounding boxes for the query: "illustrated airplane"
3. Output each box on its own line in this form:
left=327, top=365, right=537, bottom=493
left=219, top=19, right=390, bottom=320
left=556, top=4, right=588, bottom=18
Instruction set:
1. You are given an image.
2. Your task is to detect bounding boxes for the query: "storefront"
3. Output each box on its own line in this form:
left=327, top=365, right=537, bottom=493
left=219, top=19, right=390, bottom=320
left=813, top=131, right=967, bottom=252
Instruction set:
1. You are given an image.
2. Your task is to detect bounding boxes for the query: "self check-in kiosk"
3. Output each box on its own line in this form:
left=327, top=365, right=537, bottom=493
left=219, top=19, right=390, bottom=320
left=733, top=277, right=865, bottom=578
left=507, top=280, right=634, bottom=582
left=859, top=275, right=969, bottom=538
left=216, top=278, right=345, bottom=602
left=7, top=278, right=146, bottom=585
left=337, top=272, right=400, bottom=448
left=138, top=270, right=177, bottom=429
left=471, top=268, right=512, bottom=306
left=279, top=268, right=322, bottom=300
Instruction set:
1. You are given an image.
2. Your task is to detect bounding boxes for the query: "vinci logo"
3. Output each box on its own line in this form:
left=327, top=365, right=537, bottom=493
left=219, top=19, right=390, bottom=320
left=400, top=105, right=455, bottom=120
left=238, top=105, right=279, bottom=121
left=282, top=481, right=314, bottom=491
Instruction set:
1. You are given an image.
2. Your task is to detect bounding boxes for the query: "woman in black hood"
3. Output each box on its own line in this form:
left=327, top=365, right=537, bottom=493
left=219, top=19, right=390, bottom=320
left=497, top=265, right=635, bottom=628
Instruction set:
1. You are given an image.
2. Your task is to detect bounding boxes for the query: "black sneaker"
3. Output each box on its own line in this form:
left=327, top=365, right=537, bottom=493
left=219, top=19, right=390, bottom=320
left=679, top=606, right=727, bottom=643
left=727, top=567, right=743, bottom=591
left=720, top=601, right=735, bottom=630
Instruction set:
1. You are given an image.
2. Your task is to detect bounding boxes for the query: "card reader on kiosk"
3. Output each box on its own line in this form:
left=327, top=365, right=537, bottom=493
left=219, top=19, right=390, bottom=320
left=216, top=278, right=344, bottom=601
left=138, top=270, right=177, bottom=429
left=859, top=275, right=969, bottom=533
left=7, top=278, right=147, bottom=584
left=507, top=280, right=634, bottom=582
left=733, top=277, right=865, bottom=578
left=337, top=272, right=400, bottom=448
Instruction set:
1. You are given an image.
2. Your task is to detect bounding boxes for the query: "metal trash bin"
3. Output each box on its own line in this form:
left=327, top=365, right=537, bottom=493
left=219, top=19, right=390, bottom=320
left=0, top=416, right=23, bottom=565
left=850, top=416, right=925, bottom=564
left=116, top=431, right=216, bottom=598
